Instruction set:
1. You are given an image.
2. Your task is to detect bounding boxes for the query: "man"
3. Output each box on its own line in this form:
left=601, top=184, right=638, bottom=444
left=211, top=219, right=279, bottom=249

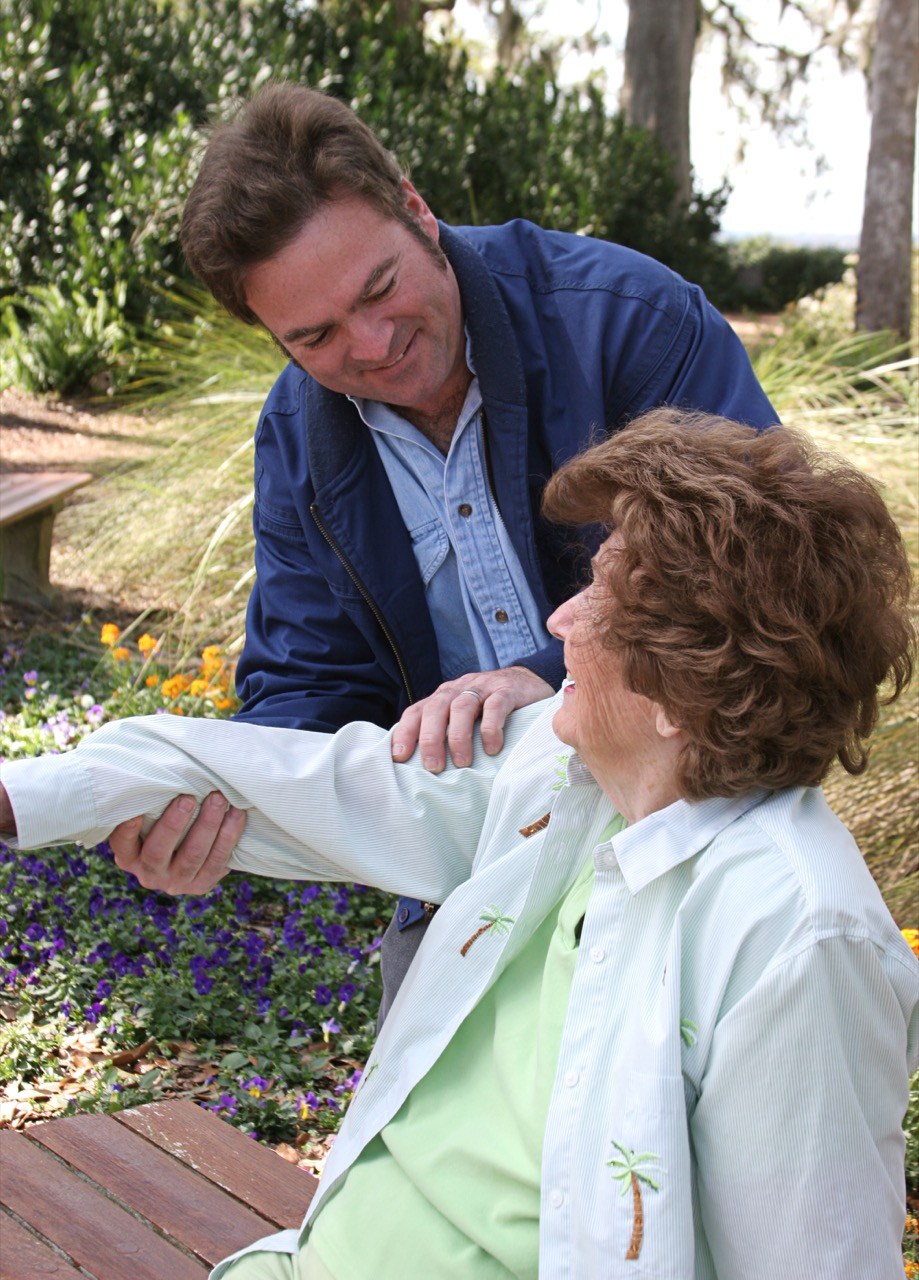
left=110, top=83, right=778, bottom=1010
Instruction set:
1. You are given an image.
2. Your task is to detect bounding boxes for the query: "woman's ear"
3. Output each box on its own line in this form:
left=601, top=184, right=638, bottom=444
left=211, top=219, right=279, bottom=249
left=655, top=705, right=683, bottom=740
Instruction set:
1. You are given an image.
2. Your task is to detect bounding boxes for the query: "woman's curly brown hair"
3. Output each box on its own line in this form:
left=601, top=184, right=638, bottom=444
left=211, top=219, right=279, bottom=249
left=543, top=408, right=915, bottom=799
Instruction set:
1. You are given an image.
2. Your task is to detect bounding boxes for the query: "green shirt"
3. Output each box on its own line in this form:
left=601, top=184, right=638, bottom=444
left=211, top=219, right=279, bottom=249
left=310, top=823, right=624, bottom=1280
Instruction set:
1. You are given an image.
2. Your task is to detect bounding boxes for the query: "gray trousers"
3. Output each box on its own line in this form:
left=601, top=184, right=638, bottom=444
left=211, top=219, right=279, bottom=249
left=377, top=906, right=434, bottom=1025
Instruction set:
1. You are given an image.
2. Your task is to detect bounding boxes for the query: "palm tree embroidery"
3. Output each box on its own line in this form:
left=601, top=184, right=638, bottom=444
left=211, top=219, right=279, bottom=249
left=607, top=1141, right=661, bottom=1260
left=460, top=905, right=515, bottom=957
left=551, top=751, right=570, bottom=790
left=680, top=1018, right=698, bottom=1048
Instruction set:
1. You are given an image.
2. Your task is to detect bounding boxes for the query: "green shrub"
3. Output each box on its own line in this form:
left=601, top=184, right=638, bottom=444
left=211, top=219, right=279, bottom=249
left=717, top=237, right=848, bottom=312
left=0, top=283, right=138, bottom=394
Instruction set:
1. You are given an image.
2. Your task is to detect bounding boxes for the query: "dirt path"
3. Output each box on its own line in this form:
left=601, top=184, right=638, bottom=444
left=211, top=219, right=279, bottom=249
left=0, top=388, right=156, bottom=475
left=0, top=390, right=164, bottom=633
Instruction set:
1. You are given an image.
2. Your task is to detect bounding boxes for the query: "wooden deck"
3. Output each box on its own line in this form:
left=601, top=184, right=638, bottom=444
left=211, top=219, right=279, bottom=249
left=0, top=1098, right=318, bottom=1278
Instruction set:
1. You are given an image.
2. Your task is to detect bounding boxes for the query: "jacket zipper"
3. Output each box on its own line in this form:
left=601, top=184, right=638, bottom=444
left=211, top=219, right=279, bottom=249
left=309, top=503, right=417, bottom=706
left=480, top=409, right=508, bottom=533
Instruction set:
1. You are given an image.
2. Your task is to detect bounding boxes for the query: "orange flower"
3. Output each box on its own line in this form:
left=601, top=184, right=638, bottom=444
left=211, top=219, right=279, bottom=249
left=145, top=674, right=160, bottom=688
left=161, top=673, right=193, bottom=699
left=112, top=647, right=130, bottom=663
left=100, top=623, right=121, bottom=647
left=137, top=633, right=159, bottom=657
left=902, top=929, right=919, bottom=959
left=189, top=678, right=209, bottom=698
left=211, top=696, right=236, bottom=711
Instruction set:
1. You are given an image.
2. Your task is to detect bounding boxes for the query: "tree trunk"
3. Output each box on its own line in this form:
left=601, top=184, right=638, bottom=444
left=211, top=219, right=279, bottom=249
left=856, top=0, right=919, bottom=338
left=625, top=1171, right=644, bottom=1260
left=621, top=0, right=698, bottom=203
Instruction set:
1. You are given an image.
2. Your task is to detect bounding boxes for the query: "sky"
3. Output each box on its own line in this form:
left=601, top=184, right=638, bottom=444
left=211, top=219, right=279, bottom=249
left=450, top=0, right=874, bottom=245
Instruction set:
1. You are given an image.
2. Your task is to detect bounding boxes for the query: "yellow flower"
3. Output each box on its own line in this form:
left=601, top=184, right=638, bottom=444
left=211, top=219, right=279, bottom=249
left=247, top=1084, right=262, bottom=1098
left=161, top=673, right=192, bottom=699
left=904, top=1260, right=919, bottom=1278
left=298, top=1099, right=313, bottom=1120
left=112, top=647, right=130, bottom=663
left=100, top=623, right=121, bottom=647
left=905, top=1214, right=919, bottom=1234
left=902, top=929, right=919, bottom=959
left=137, top=633, right=159, bottom=656
left=202, top=644, right=222, bottom=660
left=169, top=707, right=185, bottom=716
left=145, top=674, right=160, bottom=688
left=189, top=678, right=209, bottom=698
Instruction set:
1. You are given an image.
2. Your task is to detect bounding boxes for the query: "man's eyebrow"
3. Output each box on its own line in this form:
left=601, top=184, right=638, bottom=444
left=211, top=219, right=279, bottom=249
left=281, top=256, right=400, bottom=345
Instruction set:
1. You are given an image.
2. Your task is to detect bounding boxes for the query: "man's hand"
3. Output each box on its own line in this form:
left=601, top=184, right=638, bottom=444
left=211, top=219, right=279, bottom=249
left=391, top=665, right=554, bottom=773
left=109, top=792, right=246, bottom=895
left=0, top=782, right=16, bottom=838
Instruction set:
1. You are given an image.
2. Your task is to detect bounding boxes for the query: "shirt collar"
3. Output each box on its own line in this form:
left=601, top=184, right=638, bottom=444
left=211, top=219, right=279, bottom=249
left=607, top=787, right=771, bottom=894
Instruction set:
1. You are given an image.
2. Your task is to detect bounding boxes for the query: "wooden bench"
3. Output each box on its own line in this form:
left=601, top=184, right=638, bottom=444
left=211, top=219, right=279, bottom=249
left=0, top=471, right=93, bottom=605
left=0, top=1098, right=318, bottom=1278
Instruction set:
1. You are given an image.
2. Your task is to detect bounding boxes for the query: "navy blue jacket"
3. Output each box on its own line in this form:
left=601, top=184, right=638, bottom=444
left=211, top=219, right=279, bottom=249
left=234, top=220, right=778, bottom=732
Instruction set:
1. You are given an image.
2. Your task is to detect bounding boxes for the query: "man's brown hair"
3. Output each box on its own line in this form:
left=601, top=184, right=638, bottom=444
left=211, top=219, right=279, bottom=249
left=180, top=82, right=423, bottom=325
left=544, top=408, right=914, bottom=799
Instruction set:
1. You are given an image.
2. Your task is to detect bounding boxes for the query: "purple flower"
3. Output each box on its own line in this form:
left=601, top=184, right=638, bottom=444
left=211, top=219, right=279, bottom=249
left=314, top=985, right=333, bottom=1006
left=338, top=982, right=355, bottom=1004
left=23, top=670, right=38, bottom=686
left=206, top=1093, right=238, bottom=1116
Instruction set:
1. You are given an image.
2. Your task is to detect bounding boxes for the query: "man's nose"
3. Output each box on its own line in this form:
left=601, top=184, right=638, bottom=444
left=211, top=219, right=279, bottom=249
left=348, top=314, right=396, bottom=366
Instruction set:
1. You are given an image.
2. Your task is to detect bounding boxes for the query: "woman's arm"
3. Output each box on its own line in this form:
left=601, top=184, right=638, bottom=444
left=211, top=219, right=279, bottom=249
left=0, top=709, right=536, bottom=901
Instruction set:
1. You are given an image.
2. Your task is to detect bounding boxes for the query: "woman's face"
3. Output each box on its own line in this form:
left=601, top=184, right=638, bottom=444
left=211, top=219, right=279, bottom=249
left=547, top=534, right=674, bottom=793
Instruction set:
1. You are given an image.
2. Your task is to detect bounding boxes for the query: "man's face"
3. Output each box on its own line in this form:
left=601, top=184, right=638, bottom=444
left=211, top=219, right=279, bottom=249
left=243, top=183, right=468, bottom=418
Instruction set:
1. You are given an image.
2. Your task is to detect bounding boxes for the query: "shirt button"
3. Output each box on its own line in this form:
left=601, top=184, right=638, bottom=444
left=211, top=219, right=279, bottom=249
left=602, top=851, right=616, bottom=869
left=398, top=907, right=410, bottom=924
left=494, top=609, right=509, bottom=623
left=548, top=1189, right=565, bottom=1209
left=564, top=1068, right=579, bottom=1088
left=590, top=946, right=605, bottom=964
left=457, top=502, right=473, bottom=517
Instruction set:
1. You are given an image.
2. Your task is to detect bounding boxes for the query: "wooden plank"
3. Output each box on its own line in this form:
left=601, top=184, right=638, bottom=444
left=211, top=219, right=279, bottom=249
left=0, top=472, right=92, bottom=527
left=29, top=1111, right=281, bottom=1267
left=115, top=1100, right=317, bottom=1228
left=0, top=1210, right=87, bottom=1278
left=0, top=1130, right=206, bottom=1280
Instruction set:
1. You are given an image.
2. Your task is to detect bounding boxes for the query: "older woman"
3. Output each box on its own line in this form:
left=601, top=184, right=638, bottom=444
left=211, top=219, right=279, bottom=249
left=1, top=409, right=916, bottom=1279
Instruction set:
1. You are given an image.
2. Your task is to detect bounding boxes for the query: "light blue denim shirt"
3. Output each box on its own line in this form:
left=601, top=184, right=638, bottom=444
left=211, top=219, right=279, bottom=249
left=4, top=697, right=917, bottom=1279
left=351, top=338, right=549, bottom=680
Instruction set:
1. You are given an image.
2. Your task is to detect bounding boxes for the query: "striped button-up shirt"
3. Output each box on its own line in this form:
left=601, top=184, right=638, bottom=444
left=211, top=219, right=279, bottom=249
left=3, top=696, right=917, bottom=1278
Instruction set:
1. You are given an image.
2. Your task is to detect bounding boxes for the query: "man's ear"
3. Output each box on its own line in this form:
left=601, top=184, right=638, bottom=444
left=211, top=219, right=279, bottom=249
left=401, top=178, right=440, bottom=241
left=655, top=705, right=683, bottom=740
